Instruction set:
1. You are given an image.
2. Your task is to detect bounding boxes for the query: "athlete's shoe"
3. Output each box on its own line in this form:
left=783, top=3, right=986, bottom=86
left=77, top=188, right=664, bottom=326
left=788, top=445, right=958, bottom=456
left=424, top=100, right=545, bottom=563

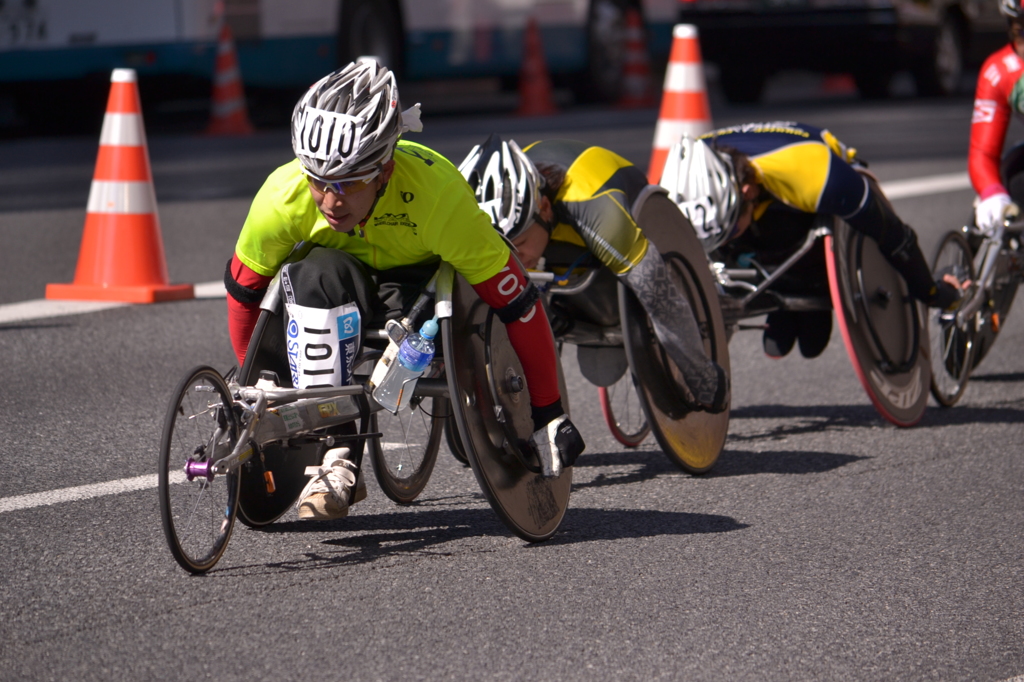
left=297, top=447, right=367, bottom=520
left=529, top=415, right=585, bottom=478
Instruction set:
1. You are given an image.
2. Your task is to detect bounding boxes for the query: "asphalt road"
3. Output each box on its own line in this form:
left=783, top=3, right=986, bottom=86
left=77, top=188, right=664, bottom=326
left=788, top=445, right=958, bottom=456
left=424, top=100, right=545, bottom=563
left=2, top=84, right=1023, bottom=681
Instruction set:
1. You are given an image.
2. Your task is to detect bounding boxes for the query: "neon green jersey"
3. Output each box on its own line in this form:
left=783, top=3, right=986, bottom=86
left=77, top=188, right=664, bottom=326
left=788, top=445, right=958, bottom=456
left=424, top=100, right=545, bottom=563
left=235, top=140, right=510, bottom=285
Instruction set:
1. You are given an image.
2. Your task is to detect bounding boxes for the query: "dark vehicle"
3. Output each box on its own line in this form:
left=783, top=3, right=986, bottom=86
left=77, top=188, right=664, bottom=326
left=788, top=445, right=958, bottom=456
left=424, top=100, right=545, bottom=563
left=677, top=0, right=1008, bottom=102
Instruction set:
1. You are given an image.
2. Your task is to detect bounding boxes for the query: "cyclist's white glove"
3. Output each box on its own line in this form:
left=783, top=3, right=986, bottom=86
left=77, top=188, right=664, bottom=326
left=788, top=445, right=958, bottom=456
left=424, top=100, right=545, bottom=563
left=975, top=193, right=1014, bottom=235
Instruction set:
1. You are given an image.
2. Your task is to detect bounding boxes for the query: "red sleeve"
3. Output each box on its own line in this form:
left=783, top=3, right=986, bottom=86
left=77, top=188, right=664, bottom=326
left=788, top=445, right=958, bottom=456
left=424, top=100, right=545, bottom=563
left=969, top=46, right=1018, bottom=197
left=227, top=253, right=273, bottom=365
left=472, top=254, right=561, bottom=409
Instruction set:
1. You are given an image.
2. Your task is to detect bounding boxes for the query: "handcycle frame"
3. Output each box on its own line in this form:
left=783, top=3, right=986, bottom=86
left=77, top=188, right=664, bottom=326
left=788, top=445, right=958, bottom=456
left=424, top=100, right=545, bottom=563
left=709, top=214, right=931, bottom=427
left=159, top=259, right=573, bottom=574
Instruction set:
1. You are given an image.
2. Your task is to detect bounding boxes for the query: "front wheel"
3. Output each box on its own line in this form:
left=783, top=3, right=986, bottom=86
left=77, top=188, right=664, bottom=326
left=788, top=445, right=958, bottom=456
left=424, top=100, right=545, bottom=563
left=159, top=366, right=240, bottom=574
left=928, top=231, right=975, bottom=406
left=369, top=395, right=446, bottom=504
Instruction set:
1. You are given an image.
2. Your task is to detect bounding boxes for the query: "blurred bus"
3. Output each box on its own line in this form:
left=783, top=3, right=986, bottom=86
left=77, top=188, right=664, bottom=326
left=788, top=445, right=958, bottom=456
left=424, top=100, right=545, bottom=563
left=0, top=0, right=676, bottom=129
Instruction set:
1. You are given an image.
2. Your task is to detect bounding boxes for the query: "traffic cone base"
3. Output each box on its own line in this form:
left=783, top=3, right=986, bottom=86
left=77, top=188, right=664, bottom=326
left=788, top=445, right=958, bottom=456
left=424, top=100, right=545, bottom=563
left=47, top=68, right=194, bottom=304
left=648, top=24, right=713, bottom=182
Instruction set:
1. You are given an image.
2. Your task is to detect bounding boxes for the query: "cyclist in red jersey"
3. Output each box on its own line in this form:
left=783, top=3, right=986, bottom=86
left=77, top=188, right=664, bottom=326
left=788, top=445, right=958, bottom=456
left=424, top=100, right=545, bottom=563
left=970, top=0, right=1024, bottom=232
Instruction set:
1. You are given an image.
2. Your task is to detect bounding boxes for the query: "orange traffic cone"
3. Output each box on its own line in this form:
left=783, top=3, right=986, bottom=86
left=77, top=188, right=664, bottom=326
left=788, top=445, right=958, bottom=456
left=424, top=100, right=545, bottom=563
left=647, top=24, right=713, bottom=183
left=207, top=20, right=255, bottom=135
left=616, top=8, right=656, bottom=109
left=516, top=17, right=558, bottom=116
left=46, top=69, right=194, bottom=304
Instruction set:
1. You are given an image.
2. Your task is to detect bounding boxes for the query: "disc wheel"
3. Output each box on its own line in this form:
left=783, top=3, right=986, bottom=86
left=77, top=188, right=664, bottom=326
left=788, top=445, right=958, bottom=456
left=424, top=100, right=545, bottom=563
left=928, top=231, right=976, bottom=406
left=825, top=219, right=931, bottom=426
left=621, top=193, right=731, bottom=474
left=159, top=366, right=240, bottom=574
left=369, top=393, right=446, bottom=504
left=444, top=275, right=572, bottom=542
left=598, top=373, right=650, bottom=448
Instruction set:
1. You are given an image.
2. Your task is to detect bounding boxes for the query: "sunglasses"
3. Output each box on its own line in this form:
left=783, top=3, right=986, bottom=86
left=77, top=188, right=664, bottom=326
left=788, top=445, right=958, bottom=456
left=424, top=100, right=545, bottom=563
left=304, top=169, right=379, bottom=196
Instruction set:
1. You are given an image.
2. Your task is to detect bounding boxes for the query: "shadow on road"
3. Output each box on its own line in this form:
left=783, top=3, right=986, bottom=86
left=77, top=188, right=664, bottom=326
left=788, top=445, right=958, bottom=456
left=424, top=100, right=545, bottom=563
left=210, top=506, right=746, bottom=574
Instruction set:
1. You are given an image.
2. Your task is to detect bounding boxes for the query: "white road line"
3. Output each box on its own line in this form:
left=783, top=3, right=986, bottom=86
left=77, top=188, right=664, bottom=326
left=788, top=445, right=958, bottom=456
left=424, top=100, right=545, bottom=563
left=879, top=171, right=971, bottom=200
left=0, top=474, right=162, bottom=514
left=0, top=445, right=419, bottom=513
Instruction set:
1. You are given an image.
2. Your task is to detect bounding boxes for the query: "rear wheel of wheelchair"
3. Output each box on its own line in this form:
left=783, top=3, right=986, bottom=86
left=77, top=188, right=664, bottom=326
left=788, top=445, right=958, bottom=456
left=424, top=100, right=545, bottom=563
left=159, top=366, right=240, bottom=574
left=598, top=374, right=650, bottom=448
left=444, top=274, right=572, bottom=542
left=825, top=219, right=930, bottom=426
left=928, top=231, right=975, bottom=407
left=620, top=192, right=731, bottom=474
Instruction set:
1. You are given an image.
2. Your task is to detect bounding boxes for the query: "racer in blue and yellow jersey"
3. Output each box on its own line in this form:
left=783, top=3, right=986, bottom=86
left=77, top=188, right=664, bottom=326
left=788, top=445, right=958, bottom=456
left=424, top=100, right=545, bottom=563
left=458, top=135, right=729, bottom=414
left=225, top=61, right=584, bottom=518
left=661, top=122, right=961, bottom=358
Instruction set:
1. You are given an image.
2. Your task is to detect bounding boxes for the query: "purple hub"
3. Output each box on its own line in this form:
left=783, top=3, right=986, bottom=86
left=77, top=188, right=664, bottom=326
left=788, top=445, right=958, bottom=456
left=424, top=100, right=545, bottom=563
left=185, top=458, right=215, bottom=482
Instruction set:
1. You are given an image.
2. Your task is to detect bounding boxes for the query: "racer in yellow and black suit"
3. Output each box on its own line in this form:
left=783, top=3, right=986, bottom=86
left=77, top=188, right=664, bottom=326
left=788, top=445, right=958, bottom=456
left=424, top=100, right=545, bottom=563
left=482, top=138, right=729, bottom=413
left=689, top=122, right=957, bottom=358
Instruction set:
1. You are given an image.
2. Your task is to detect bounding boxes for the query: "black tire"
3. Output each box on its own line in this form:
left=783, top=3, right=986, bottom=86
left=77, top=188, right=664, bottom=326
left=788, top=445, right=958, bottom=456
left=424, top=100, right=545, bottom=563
left=444, top=414, right=470, bottom=466
left=913, top=17, right=964, bottom=97
left=159, top=366, right=240, bottom=574
left=444, top=274, right=572, bottom=542
left=369, top=395, right=446, bottom=504
left=826, top=219, right=930, bottom=426
left=337, top=0, right=403, bottom=74
left=620, top=193, right=731, bottom=474
left=573, top=0, right=630, bottom=103
left=928, top=231, right=975, bottom=406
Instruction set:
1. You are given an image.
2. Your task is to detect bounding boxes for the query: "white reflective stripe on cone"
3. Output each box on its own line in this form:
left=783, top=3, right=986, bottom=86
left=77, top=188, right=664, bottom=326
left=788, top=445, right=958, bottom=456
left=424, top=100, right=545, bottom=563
left=653, top=119, right=712, bottom=149
left=111, top=68, right=137, bottom=83
left=673, top=24, right=699, bottom=40
left=99, top=113, right=145, bottom=147
left=86, top=180, right=158, bottom=214
left=663, top=62, right=706, bottom=93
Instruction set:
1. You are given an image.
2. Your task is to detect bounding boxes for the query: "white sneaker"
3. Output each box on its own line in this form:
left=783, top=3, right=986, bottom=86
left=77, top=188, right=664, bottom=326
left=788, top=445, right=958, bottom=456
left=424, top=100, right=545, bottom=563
left=296, top=447, right=367, bottom=520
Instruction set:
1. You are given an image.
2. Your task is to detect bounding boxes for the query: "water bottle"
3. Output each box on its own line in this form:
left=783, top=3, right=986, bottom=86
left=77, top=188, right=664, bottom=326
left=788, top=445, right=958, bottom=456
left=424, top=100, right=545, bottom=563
left=372, top=317, right=438, bottom=414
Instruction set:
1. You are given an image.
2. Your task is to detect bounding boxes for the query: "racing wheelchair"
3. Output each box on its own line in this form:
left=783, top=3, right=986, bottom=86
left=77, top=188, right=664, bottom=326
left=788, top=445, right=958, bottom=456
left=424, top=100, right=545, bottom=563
left=451, top=187, right=732, bottom=474
left=158, top=255, right=573, bottom=574
left=709, top=210, right=932, bottom=427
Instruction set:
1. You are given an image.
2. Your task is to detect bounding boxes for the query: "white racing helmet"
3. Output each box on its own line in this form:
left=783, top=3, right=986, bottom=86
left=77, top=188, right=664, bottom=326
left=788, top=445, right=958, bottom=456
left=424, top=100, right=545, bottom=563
left=458, top=133, right=542, bottom=240
left=660, top=135, right=742, bottom=252
left=291, top=58, right=423, bottom=182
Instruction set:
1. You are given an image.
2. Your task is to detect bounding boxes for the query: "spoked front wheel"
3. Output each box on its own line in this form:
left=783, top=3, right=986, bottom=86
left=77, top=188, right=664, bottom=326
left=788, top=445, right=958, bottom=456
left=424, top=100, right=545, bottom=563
left=369, top=395, right=446, bottom=504
left=928, top=230, right=976, bottom=407
left=598, top=373, right=650, bottom=448
left=159, top=366, right=241, bottom=574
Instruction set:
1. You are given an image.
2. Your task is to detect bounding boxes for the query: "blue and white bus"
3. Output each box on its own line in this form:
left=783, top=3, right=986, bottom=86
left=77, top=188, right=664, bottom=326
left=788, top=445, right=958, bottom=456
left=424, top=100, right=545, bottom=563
left=1, top=0, right=677, bottom=104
